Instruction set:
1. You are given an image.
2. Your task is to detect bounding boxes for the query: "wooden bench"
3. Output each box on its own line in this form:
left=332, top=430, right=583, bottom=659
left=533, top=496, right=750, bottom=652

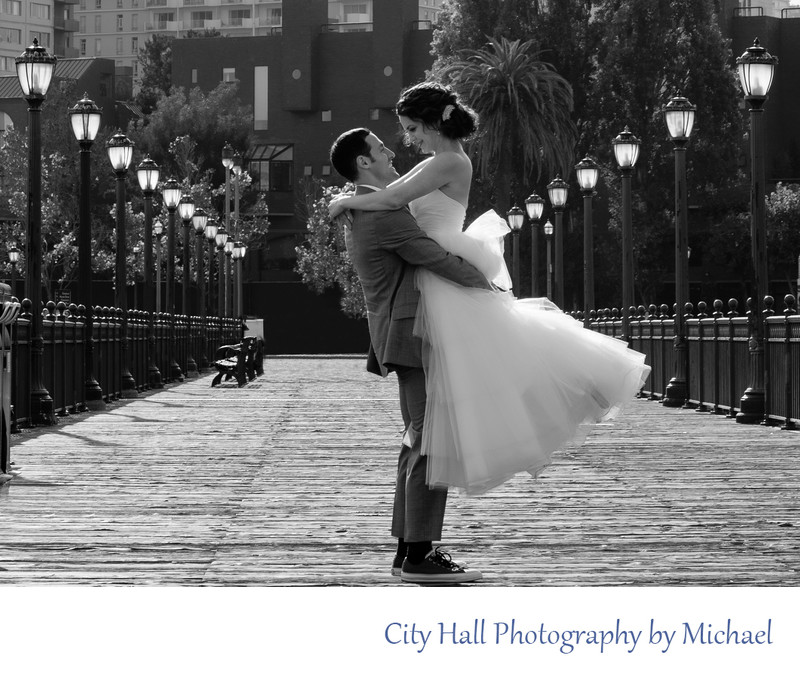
left=211, top=336, right=264, bottom=387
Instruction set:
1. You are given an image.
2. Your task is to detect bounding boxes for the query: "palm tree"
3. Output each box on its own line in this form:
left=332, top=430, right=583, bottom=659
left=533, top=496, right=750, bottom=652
left=437, top=36, right=577, bottom=213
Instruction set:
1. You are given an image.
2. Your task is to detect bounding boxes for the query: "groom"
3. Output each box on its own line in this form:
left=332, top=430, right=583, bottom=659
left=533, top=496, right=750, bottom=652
left=330, top=127, right=490, bottom=584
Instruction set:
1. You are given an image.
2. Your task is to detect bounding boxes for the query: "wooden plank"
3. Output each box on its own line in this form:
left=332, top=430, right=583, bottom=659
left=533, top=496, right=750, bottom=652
left=1, top=356, right=798, bottom=586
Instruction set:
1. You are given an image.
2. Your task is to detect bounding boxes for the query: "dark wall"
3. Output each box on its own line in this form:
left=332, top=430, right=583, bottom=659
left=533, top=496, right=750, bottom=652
left=243, top=281, right=370, bottom=354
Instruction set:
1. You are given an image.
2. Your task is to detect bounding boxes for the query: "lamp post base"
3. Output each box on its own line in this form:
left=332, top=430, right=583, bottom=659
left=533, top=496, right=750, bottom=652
left=84, top=378, right=107, bottom=411
left=185, top=354, right=199, bottom=377
left=169, top=359, right=185, bottom=382
left=662, top=377, right=689, bottom=408
left=30, top=390, right=57, bottom=427
left=121, top=370, right=138, bottom=399
left=736, top=387, right=765, bottom=424
left=148, top=364, right=164, bottom=389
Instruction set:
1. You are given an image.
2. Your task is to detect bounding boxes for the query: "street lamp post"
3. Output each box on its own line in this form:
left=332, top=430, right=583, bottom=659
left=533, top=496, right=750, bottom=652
left=663, top=95, right=696, bottom=408
left=544, top=220, right=554, bottom=301
left=547, top=176, right=568, bottom=309
left=506, top=206, right=524, bottom=297
left=68, top=97, right=102, bottom=410
left=575, top=156, right=599, bottom=328
left=154, top=219, right=163, bottom=312
left=735, top=38, right=778, bottom=424
left=222, top=143, right=234, bottom=240
left=612, top=126, right=642, bottom=343
left=192, top=208, right=208, bottom=369
left=16, top=38, right=57, bottom=426
left=215, top=227, right=228, bottom=317
left=106, top=130, right=138, bottom=398
left=224, top=238, right=234, bottom=317
left=8, top=246, right=19, bottom=298
left=177, top=194, right=198, bottom=376
left=233, top=241, right=247, bottom=320
left=525, top=193, right=545, bottom=297
left=161, top=177, right=184, bottom=382
left=137, top=155, right=162, bottom=389
left=204, top=219, right=219, bottom=317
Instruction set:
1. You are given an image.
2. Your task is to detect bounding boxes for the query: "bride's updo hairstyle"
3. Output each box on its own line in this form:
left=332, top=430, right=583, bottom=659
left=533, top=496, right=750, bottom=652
left=396, top=81, right=478, bottom=142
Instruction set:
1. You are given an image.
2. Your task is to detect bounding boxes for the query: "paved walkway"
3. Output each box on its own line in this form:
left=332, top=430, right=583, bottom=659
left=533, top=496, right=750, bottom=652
left=1, top=356, right=799, bottom=586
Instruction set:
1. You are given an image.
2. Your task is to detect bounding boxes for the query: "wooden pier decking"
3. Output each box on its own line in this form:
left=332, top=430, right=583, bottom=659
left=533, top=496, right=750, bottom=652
left=1, top=356, right=799, bottom=587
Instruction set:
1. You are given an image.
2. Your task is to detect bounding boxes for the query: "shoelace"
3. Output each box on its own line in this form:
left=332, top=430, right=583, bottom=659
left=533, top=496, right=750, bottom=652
left=430, top=547, right=463, bottom=570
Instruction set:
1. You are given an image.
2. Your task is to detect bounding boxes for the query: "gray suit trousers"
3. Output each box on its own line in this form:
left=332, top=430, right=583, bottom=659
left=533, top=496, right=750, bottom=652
left=391, top=366, right=447, bottom=542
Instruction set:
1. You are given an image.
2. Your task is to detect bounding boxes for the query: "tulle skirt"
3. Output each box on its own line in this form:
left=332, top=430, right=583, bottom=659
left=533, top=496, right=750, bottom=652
left=414, top=213, right=651, bottom=496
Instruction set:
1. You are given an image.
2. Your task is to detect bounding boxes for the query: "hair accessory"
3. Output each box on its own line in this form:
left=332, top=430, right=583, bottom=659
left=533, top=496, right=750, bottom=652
left=442, top=104, right=455, bottom=121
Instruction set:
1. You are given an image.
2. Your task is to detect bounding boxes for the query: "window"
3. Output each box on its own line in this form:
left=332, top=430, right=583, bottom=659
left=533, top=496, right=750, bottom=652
left=229, top=8, right=250, bottom=25
left=3, top=0, right=22, bottom=15
left=79, top=16, right=86, bottom=32
left=116, top=37, right=123, bottom=54
left=80, top=38, right=87, bottom=55
left=0, top=112, right=13, bottom=133
left=0, top=28, right=22, bottom=44
left=30, top=2, right=51, bottom=18
left=131, top=36, right=138, bottom=53
left=222, top=67, right=236, bottom=82
left=95, top=15, right=102, bottom=32
left=322, top=165, right=331, bottom=176
left=190, top=10, right=212, bottom=28
left=369, top=108, right=379, bottom=120
left=247, top=144, right=294, bottom=193
left=30, top=31, right=50, bottom=47
left=254, top=66, right=268, bottom=130
left=154, top=12, right=173, bottom=29
left=117, top=0, right=123, bottom=6
left=0, top=57, right=13, bottom=72
left=266, top=8, right=281, bottom=25
left=96, top=0, right=102, bottom=8
left=131, top=14, right=138, bottom=30
left=191, top=68, right=197, bottom=83
left=95, top=38, right=102, bottom=55
left=321, top=110, right=332, bottom=122
left=117, top=14, right=124, bottom=30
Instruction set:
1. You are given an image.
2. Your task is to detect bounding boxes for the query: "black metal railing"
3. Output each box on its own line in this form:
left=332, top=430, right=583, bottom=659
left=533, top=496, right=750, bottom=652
left=9, top=299, right=242, bottom=431
left=575, top=293, right=799, bottom=427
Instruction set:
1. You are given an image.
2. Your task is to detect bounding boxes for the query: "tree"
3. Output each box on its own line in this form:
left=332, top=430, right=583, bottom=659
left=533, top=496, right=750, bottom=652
left=127, top=82, right=252, bottom=188
left=134, top=34, right=175, bottom=116
left=766, top=183, right=800, bottom=294
left=583, top=0, right=743, bottom=307
left=294, top=179, right=365, bottom=318
left=436, top=36, right=577, bottom=210
left=0, top=79, right=118, bottom=301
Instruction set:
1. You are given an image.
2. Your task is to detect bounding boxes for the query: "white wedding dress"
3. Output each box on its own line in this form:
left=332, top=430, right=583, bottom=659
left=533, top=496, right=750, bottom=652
left=410, top=189, right=651, bottom=495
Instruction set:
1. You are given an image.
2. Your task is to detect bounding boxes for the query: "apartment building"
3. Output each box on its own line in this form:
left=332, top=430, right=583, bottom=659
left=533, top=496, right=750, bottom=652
left=63, top=0, right=440, bottom=94
left=0, top=0, right=80, bottom=76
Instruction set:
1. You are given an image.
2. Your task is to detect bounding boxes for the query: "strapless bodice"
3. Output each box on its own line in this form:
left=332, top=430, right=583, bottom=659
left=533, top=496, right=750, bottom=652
left=409, top=189, right=466, bottom=237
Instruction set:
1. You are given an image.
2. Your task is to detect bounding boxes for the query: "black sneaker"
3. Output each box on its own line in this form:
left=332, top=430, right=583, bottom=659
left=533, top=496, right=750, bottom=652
left=391, top=554, right=404, bottom=577
left=400, top=547, right=482, bottom=584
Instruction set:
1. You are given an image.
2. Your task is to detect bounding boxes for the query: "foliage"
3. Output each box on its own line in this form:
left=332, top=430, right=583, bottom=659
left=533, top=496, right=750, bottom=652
left=127, top=82, right=252, bottom=189
left=0, top=79, right=119, bottom=300
left=436, top=36, right=577, bottom=207
left=766, top=183, right=800, bottom=291
left=294, top=179, right=366, bottom=319
left=134, top=34, right=175, bottom=116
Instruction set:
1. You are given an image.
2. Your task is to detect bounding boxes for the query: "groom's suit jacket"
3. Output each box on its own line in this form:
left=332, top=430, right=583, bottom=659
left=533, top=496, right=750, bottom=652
left=345, top=186, right=490, bottom=377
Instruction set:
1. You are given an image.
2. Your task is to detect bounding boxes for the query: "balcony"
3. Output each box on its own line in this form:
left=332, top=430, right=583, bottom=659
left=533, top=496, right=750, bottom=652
left=54, top=17, right=81, bottom=31
left=322, top=22, right=372, bottom=33
left=733, top=7, right=763, bottom=17
left=222, top=18, right=254, bottom=29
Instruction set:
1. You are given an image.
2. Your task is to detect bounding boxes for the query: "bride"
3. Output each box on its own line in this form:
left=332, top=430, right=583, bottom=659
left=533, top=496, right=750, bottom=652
left=329, top=81, right=650, bottom=495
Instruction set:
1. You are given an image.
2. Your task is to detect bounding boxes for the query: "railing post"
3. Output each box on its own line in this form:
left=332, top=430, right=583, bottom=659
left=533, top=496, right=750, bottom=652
left=782, top=294, right=797, bottom=430
left=727, top=299, right=739, bottom=418
left=712, top=299, right=724, bottom=414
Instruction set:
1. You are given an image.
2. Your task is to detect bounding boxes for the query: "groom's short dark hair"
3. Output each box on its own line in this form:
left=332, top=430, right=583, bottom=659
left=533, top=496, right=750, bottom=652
left=330, top=128, right=372, bottom=182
